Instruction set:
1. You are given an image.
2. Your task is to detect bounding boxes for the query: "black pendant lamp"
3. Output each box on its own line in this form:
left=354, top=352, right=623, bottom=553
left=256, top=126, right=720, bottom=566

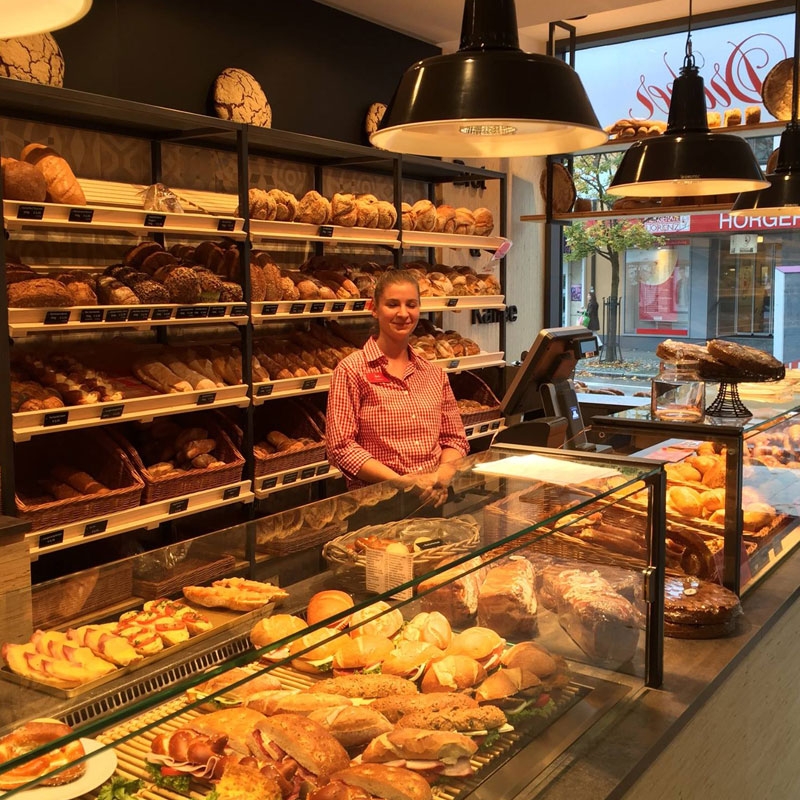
left=369, top=0, right=607, bottom=158
left=732, top=0, right=800, bottom=216
left=609, top=0, right=768, bottom=197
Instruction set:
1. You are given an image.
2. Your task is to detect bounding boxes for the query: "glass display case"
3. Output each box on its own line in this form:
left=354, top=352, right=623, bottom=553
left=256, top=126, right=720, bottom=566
left=592, top=395, right=800, bottom=594
left=0, top=444, right=666, bottom=798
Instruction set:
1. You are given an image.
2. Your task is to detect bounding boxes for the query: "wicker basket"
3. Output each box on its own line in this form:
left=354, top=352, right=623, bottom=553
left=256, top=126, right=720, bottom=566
left=132, top=553, right=237, bottom=599
left=15, top=430, right=144, bottom=532
left=322, top=515, right=480, bottom=586
left=449, top=371, right=501, bottom=426
left=252, top=400, right=326, bottom=477
left=110, top=412, right=245, bottom=503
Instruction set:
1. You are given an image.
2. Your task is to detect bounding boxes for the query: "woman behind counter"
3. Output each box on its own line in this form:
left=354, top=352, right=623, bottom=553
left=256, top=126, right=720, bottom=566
left=326, top=270, right=469, bottom=505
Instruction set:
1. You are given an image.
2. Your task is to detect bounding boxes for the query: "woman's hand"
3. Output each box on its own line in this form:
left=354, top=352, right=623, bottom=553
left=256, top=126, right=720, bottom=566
left=407, top=470, right=450, bottom=508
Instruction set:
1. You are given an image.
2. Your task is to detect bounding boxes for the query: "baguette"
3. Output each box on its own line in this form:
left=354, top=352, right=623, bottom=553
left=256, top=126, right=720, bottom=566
left=162, top=358, right=218, bottom=391
left=133, top=359, right=193, bottom=394
left=51, top=465, right=106, bottom=494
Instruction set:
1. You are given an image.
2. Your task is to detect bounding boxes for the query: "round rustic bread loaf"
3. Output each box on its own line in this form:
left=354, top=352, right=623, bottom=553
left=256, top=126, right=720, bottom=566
left=0, top=33, right=64, bottom=86
left=213, top=67, right=272, bottom=127
left=1, top=158, right=47, bottom=201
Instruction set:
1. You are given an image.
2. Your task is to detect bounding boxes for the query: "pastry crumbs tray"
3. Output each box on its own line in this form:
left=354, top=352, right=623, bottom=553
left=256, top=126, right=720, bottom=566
left=0, top=601, right=276, bottom=699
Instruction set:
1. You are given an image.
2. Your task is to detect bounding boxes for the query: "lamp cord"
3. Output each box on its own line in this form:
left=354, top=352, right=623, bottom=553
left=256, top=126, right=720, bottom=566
left=793, top=0, right=799, bottom=124
left=684, top=0, right=695, bottom=69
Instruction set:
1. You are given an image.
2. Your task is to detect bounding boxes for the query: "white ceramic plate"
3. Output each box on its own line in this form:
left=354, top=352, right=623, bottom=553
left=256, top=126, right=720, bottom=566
left=2, top=738, right=117, bottom=799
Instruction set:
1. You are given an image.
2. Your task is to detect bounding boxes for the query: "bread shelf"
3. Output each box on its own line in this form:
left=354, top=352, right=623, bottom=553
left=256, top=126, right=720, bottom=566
left=249, top=218, right=400, bottom=248
left=251, top=298, right=371, bottom=323
left=8, top=302, right=249, bottom=336
left=26, top=480, right=254, bottom=558
left=421, top=295, right=504, bottom=311
left=12, top=385, right=250, bottom=442
left=438, top=351, right=506, bottom=372
left=254, top=460, right=340, bottom=498
left=253, top=374, right=332, bottom=404
left=2, top=200, right=245, bottom=239
left=402, top=230, right=508, bottom=251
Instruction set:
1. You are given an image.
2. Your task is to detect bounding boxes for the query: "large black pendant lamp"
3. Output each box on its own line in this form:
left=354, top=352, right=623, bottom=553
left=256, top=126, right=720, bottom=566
left=731, top=0, right=800, bottom=216
left=369, top=0, right=607, bottom=157
left=609, top=0, right=768, bottom=197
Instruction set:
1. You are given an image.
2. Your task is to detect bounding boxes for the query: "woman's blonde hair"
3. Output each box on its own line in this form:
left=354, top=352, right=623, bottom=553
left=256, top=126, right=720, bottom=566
left=373, top=269, right=420, bottom=305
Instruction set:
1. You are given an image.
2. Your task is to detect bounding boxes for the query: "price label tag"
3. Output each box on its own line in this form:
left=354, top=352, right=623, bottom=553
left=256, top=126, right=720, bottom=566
left=310, top=302, right=325, bottom=313
left=256, top=384, right=274, bottom=397
left=283, top=472, right=298, bottom=484
left=490, top=420, right=501, bottom=430
left=446, top=298, right=459, bottom=307
left=17, top=204, right=44, bottom=220
left=479, top=423, right=489, bottom=433
left=100, top=404, right=124, bottom=420
left=197, top=392, right=217, bottom=405
left=448, top=359, right=460, bottom=369
left=177, top=306, right=210, bottom=319
left=301, top=467, right=316, bottom=480
left=144, top=213, right=166, bottom=227
left=209, top=305, right=226, bottom=317
left=261, top=304, right=279, bottom=315
left=261, top=476, right=278, bottom=490
left=231, top=304, right=247, bottom=316
left=152, top=307, right=172, bottom=321
left=84, top=520, right=108, bottom=537
left=223, top=486, right=241, bottom=500
left=44, top=310, right=70, bottom=325
left=316, top=464, right=331, bottom=476
left=352, top=300, right=367, bottom=311
left=39, top=530, right=64, bottom=548
left=128, top=308, right=151, bottom=321
left=289, top=303, right=305, bottom=315
left=217, top=218, right=236, bottom=232
left=465, top=427, right=475, bottom=437
left=69, top=208, right=94, bottom=223
left=80, top=309, right=104, bottom=323
left=491, top=239, right=513, bottom=260
left=43, top=411, right=69, bottom=427
left=105, top=308, right=129, bottom=323
left=301, top=378, right=318, bottom=391
left=169, top=498, right=189, bottom=514
left=331, top=302, right=346, bottom=313
left=416, top=538, right=443, bottom=550
left=318, top=225, right=334, bottom=237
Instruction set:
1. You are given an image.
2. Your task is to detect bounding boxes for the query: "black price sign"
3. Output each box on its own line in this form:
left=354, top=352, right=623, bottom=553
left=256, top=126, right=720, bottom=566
left=100, top=404, right=124, bottom=420
left=209, top=305, right=226, bottom=318
left=144, top=213, right=166, bottom=228
left=318, top=225, right=334, bottom=237
left=231, top=304, right=247, bottom=316
left=169, top=498, right=189, bottom=514
left=261, top=476, right=278, bottom=490
left=416, top=537, right=444, bottom=550
left=448, top=359, right=460, bottom=369
left=17, top=204, right=44, bottom=220
left=446, top=298, right=459, bottom=307
left=301, top=378, right=318, bottom=390
left=44, top=310, right=70, bottom=325
left=465, top=427, right=475, bottom=437
left=129, top=308, right=151, bottom=322
left=283, top=472, right=298, bottom=485
left=479, top=424, right=489, bottom=433
left=84, top=520, right=107, bottom=536
left=80, top=309, right=104, bottom=323
left=152, top=307, right=172, bottom=320
left=352, top=300, right=367, bottom=311
left=223, top=486, right=241, bottom=500
left=310, top=302, right=325, bottom=313
left=289, top=303, right=305, bottom=315
left=316, top=464, right=331, bottom=476
left=490, top=420, right=501, bottom=430
left=105, top=308, right=129, bottom=323
left=197, top=392, right=217, bottom=405
left=217, top=218, right=236, bottom=232
left=43, top=411, right=69, bottom=427
left=256, top=384, right=274, bottom=397
left=69, top=208, right=94, bottom=223
left=177, top=306, right=210, bottom=319
left=301, top=467, right=316, bottom=480
left=331, top=302, right=346, bottom=313
left=39, top=530, right=64, bottom=548
left=261, top=304, right=279, bottom=315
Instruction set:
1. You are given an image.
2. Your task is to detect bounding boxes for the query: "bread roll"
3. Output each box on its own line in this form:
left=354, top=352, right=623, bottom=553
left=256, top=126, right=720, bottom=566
left=411, top=199, right=436, bottom=231
left=331, top=193, right=358, bottom=227
left=1, top=158, right=47, bottom=201
left=453, top=207, right=476, bottom=235
left=723, top=108, right=742, bottom=126
left=296, top=190, right=331, bottom=225
left=434, top=204, right=456, bottom=233
left=745, top=106, right=761, bottom=125
left=401, top=202, right=415, bottom=230
left=356, top=198, right=379, bottom=228
left=267, top=189, right=298, bottom=221
left=7, top=278, right=71, bottom=307
left=20, top=143, right=85, bottom=205
left=374, top=200, right=397, bottom=229
left=472, top=207, right=494, bottom=236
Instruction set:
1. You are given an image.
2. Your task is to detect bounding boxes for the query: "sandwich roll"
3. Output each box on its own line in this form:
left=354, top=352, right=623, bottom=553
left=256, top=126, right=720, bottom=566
left=371, top=692, right=478, bottom=724
left=447, top=627, right=506, bottom=672
left=349, top=601, right=404, bottom=639
left=500, top=641, right=569, bottom=692
left=250, top=614, right=308, bottom=657
left=381, top=640, right=443, bottom=681
left=308, top=705, right=393, bottom=749
left=398, top=612, right=452, bottom=650
left=308, top=590, right=355, bottom=630
left=289, top=627, right=343, bottom=674
left=420, top=655, right=486, bottom=694
left=186, top=666, right=282, bottom=709
left=332, top=635, right=394, bottom=675
left=309, top=673, right=419, bottom=699
left=324, top=764, right=433, bottom=800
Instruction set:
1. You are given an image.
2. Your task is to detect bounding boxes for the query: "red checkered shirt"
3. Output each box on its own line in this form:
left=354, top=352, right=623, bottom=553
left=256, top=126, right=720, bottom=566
left=326, top=337, right=469, bottom=488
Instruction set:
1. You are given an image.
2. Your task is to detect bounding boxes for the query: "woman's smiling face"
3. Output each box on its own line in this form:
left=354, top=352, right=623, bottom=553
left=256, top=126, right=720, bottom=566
left=373, top=279, right=420, bottom=341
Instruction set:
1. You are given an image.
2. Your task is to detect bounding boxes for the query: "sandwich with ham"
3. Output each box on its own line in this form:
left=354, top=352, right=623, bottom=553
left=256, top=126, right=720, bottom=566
left=446, top=627, right=506, bottom=672
left=420, top=654, right=486, bottom=693
left=394, top=704, right=511, bottom=749
left=289, top=627, right=343, bottom=674
left=331, top=635, right=394, bottom=677
left=380, top=641, right=443, bottom=681
left=249, top=614, right=308, bottom=661
left=349, top=601, right=404, bottom=639
left=309, top=763, right=433, bottom=800
left=397, top=612, right=452, bottom=650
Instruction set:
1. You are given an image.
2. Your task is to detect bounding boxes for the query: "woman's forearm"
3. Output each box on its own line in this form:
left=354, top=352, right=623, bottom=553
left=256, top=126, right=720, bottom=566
left=356, top=458, right=402, bottom=485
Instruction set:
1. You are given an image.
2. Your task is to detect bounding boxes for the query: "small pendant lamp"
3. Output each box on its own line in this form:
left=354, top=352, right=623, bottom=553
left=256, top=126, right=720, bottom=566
left=609, top=0, right=768, bottom=198
left=369, top=0, right=607, bottom=158
left=731, top=0, right=800, bottom=216
left=0, top=0, right=92, bottom=38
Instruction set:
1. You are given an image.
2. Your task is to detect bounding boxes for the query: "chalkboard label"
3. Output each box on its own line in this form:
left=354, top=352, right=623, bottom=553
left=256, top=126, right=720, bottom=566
left=44, top=310, right=70, bottom=325
left=301, top=378, right=318, bottom=391
left=289, top=303, right=305, bottom=315
left=465, top=427, right=475, bottom=437
left=261, top=476, right=278, bottom=490
left=318, top=225, right=334, bottom=237
left=197, top=392, right=216, bottom=405
left=69, top=208, right=94, bottom=223
left=217, top=218, right=236, bottom=232
left=331, top=302, right=346, bottom=313
left=256, top=384, right=274, bottom=397
left=177, top=305, right=210, bottom=319
left=416, top=537, right=444, bottom=550
left=209, top=305, right=226, bottom=318
left=80, top=309, right=104, bottom=323
left=169, top=498, right=189, bottom=514
left=261, top=304, right=279, bottom=315
left=105, top=308, right=129, bottom=323
left=310, top=302, right=325, bottom=313
left=223, top=485, right=241, bottom=500
left=100, top=404, right=124, bottom=420
left=231, top=304, right=247, bottom=316
left=144, top=213, right=166, bottom=227
left=446, top=298, right=459, bottom=307
left=152, top=307, right=172, bottom=320
left=316, top=464, right=331, bottom=476
left=301, top=467, right=316, bottom=480
left=84, top=520, right=107, bottom=536
left=448, top=359, right=460, bottom=369
left=479, top=423, right=490, bottom=433
left=128, top=308, right=151, bottom=321
left=352, top=300, right=367, bottom=311
left=39, top=530, right=64, bottom=548
left=283, top=472, right=298, bottom=484
left=490, top=420, right=501, bottom=430
left=43, top=411, right=69, bottom=427
left=17, top=204, right=44, bottom=220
